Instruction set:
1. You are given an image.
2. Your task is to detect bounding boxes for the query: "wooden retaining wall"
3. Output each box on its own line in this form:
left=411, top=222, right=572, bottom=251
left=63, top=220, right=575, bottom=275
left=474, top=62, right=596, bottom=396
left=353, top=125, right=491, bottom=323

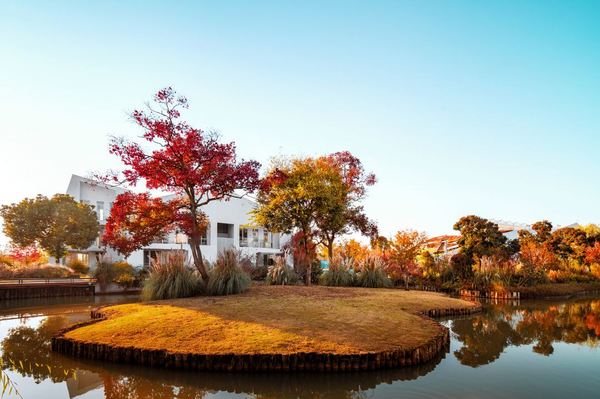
left=460, top=289, right=520, bottom=300
left=52, top=305, right=481, bottom=372
left=0, top=284, right=95, bottom=300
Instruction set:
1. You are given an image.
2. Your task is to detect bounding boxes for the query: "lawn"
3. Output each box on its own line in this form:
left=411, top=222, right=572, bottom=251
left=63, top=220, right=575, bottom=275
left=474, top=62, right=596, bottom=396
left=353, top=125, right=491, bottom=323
left=65, top=285, right=478, bottom=355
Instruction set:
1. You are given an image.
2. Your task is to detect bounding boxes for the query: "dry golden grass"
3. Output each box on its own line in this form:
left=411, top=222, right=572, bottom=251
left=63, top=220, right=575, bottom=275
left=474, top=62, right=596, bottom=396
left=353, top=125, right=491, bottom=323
left=65, top=285, right=477, bottom=355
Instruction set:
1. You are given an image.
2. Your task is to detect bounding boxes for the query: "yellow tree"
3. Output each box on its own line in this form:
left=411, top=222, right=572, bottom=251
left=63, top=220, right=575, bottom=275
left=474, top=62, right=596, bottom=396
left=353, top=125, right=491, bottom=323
left=253, top=157, right=342, bottom=285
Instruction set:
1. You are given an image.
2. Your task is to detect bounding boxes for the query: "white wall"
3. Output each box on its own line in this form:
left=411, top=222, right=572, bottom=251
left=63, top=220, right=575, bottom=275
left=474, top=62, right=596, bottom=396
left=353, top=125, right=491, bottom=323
left=65, top=176, right=290, bottom=268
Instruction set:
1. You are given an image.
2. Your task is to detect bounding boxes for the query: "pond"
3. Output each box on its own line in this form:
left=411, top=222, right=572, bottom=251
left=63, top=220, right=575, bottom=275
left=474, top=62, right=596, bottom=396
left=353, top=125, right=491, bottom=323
left=1, top=294, right=600, bottom=398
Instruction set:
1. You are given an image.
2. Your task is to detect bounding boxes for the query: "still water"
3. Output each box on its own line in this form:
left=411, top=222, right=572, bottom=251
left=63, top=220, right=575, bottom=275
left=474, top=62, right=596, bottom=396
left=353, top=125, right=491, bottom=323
left=1, top=294, right=599, bottom=399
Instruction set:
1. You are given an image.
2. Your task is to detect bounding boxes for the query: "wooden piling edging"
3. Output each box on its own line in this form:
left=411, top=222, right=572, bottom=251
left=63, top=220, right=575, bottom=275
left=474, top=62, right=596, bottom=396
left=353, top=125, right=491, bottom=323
left=460, top=289, right=520, bottom=300
left=51, top=303, right=481, bottom=372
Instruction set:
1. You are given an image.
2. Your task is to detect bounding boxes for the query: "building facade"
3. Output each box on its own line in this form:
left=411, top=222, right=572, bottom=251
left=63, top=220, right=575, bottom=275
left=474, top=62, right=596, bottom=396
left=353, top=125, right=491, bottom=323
left=65, top=175, right=288, bottom=269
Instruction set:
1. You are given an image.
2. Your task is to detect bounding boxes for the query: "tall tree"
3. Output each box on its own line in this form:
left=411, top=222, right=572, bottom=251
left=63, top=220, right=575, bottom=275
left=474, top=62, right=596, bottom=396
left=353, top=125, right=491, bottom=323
left=531, top=220, right=553, bottom=243
left=253, top=157, right=341, bottom=285
left=548, top=227, right=588, bottom=261
left=453, top=215, right=508, bottom=263
left=102, top=88, right=260, bottom=280
left=314, top=152, right=377, bottom=261
left=0, top=194, right=98, bottom=263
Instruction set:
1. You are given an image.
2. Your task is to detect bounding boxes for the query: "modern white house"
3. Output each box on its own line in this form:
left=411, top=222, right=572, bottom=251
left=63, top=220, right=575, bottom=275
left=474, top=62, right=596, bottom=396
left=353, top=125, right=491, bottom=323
left=65, top=174, right=289, bottom=269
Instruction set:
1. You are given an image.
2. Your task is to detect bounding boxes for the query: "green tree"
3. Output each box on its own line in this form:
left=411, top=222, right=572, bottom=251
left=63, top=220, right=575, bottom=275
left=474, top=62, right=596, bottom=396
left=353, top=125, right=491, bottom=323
left=453, top=215, right=508, bottom=263
left=0, top=194, right=98, bottom=263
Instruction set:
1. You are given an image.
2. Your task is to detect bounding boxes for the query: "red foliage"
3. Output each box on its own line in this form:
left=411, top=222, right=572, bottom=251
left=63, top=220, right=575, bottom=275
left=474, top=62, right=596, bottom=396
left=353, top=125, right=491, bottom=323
left=585, top=242, right=600, bottom=265
left=7, top=245, right=44, bottom=265
left=259, top=168, right=288, bottom=193
left=323, top=151, right=376, bottom=199
left=102, top=192, right=180, bottom=256
left=102, top=88, right=261, bottom=276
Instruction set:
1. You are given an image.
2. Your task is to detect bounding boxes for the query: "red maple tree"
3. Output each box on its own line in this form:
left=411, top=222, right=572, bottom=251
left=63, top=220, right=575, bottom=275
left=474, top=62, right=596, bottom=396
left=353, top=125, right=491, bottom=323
left=102, top=88, right=260, bottom=280
left=8, top=245, right=44, bottom=265
left=585, top=242, right=600, bottom=265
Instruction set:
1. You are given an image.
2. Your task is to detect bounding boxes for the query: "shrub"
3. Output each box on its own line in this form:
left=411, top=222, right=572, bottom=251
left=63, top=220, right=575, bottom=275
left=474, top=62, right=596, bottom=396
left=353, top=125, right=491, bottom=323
left=319, top=256, right=354, bottom=287
left=0, top=263, right=76, bottom=279
left=115, top=273, right=137, bottom=289
left=67, top=259, right=89, bottom=275
left=142, top=252, right=203, bottom=300
left=207, top=249, right=251, bottom=296
left=0, top=254, right=15, bottom=267
left=450, top=253, right=473, bottom=281
left=266, top=257, right=298, bottom=285
left=513, top=262, right=548, bottom=286
left=472, top=256, right=518, bottom=290
left=355, top=255, right=392, bottom=288
left=590, top=264, right=600, bottom=280
left=240, top=256, right=268, bottom=281
left=93, top=259, right=116, bottom=291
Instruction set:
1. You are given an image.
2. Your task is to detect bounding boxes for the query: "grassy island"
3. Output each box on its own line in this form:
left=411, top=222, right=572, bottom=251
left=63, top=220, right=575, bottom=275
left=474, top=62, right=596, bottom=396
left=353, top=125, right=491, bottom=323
left=52, top=286, right=479, bottom=371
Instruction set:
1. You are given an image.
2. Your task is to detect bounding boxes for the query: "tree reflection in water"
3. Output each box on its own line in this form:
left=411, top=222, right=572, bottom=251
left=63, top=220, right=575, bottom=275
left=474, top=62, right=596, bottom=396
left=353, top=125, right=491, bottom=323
left=4, top=298, right=599, bottom=398
left=0, top=313, right=443, bottom=399
left=451, top=298, right=600, bottom=367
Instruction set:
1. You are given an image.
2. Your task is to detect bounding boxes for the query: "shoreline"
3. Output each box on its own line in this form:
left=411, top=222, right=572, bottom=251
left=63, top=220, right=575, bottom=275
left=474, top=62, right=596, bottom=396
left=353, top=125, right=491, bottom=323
left=51, top=286, right=481, bottom=372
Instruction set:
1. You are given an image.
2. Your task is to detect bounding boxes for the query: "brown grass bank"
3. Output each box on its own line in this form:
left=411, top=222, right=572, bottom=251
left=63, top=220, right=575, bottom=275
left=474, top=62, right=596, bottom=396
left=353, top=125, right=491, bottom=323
left=52, top=285, right=480, bottom=371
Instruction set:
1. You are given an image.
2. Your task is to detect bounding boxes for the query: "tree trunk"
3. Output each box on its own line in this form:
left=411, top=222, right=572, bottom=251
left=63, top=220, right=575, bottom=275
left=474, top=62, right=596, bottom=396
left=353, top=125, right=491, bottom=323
left=187, top=199, right=209, bottom=282
left=54, top=247, right=62, bottom=265
left=327, top=238, right=334, bottom=262
left=304, top=232, right=312, bottom=286
left=189, top=236, right=209, bottom=281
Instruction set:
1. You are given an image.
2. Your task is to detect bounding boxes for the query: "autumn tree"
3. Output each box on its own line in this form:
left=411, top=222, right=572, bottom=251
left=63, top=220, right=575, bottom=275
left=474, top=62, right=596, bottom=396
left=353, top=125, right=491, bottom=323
left=253, top=157, right=342, bottom=285
left=581, top=224, right=600, bottom=244
left=519, top=240, right=558, bottom=271
left=102, top=88, right=260, bottom=280
left=313, top=152, right=377, bottom=260
left=453, top=215, right=508, bottom=263
left=385, top=230, right=428, bottom=287
left=333, top=239, right=371, bottom=262
left=585, top=242, right=600, bottom=265
left=548, top=227, right=588, bottom=261
left=0, top=194, right=98, bottom=263
left=531, top=220, right=553, bottom=243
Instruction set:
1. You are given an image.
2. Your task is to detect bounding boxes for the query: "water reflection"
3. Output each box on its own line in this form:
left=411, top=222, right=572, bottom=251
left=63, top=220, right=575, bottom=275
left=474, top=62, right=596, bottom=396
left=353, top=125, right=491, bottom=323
left=0, top=308, right=443, bottom=399
left=451, top=298, right=600, bottom=367
left=2, top=296, right=600, bottom=398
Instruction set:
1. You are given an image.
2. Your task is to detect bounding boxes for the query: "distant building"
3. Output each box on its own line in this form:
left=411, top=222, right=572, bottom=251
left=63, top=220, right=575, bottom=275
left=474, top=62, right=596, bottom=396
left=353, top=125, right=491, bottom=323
left=64, top=175, right=289, bottom=269
left=423, top=235, right=461, bottom=256
left=422, top=219, right=576, bottom=257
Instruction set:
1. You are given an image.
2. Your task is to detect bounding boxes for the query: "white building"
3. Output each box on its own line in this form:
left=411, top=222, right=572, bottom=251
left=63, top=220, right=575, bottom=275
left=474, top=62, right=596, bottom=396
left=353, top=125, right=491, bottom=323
left=65, top=175, right=288, bottom=269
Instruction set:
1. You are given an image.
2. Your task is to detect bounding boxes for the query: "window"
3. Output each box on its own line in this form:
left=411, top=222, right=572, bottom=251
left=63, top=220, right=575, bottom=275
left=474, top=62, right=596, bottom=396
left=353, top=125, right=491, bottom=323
left=200, top=225, right=209, bottom=245
left=239, top=228, right=249, bottom=247
left=217, top=223, right=233, bottom=238
left=96, top=201, right=105, bottom=221
left=263, top=230, right=272, bottom=248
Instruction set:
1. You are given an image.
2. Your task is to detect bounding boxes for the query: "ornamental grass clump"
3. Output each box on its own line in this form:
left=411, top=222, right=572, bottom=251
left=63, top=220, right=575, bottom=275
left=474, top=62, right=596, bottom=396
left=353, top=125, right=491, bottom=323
left=142, top=252, right=203, bottom=300
left=266, top=256, right=298, bottom=285
left=355, top=255, right=392, bottom=288
left=320, top=256, right=355, bottom=287
left=207, top=249, right=251, bottom=296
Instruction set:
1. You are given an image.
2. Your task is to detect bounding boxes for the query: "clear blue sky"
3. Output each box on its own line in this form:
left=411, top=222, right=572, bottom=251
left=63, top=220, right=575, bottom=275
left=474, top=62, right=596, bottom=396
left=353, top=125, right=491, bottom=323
left=1, top=1, right=599, bottom=246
